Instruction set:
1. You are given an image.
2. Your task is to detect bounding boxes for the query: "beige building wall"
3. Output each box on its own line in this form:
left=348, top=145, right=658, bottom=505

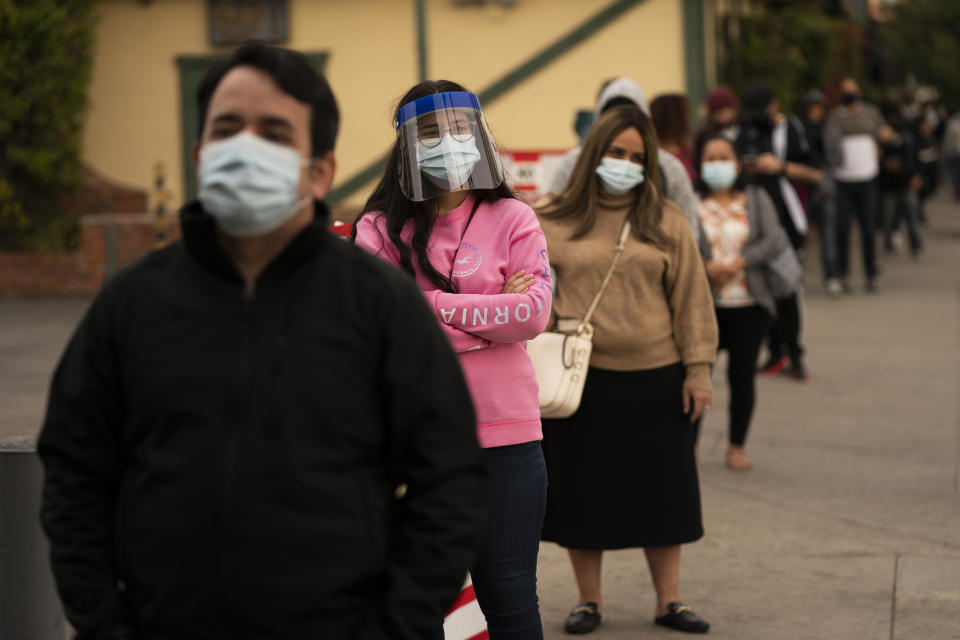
left=84, top=0, right=687, bottom=211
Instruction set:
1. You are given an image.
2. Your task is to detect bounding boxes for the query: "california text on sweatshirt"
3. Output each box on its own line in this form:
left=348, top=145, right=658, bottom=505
left=355, top=195, right=552, bottom=448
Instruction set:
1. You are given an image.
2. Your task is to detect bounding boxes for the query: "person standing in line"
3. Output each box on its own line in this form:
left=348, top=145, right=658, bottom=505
left=878, top=101, right=923, bottom=256
left=537, top=105, right=717, bottom=635
left=693, top=85, right=742, bottom=170
left=799, top=90, right=845, bottom=296
left=38, top=43, right=488, bottom=640
left=354, top=80, right=551, bottom=640
left=826, top=78, right=891, bottom=292
left=695, top=135, right=789, bottom=471
left=651, top=93, right=697, bottom=180
left=737, top=85, right=821, bottom=380
left=899, top=83, right=923, bottom=129
left=914, top=108, right=942, bottom=222
left=546, top=77, right=702, bottom=245
left=943, top=108, right=960, bottom=202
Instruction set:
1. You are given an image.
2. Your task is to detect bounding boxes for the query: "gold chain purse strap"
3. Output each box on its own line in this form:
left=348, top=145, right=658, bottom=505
left=576, top=220, right=632, bottom=336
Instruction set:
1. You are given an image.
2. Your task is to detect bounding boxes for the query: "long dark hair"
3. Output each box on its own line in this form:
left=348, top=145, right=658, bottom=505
left=650, top=93, right=691, bottom=149
left=693, top=133, right=747, bottom=197
left=538, top=104, right=671, bottom=250
left=352, top=80, right=515, bottom=292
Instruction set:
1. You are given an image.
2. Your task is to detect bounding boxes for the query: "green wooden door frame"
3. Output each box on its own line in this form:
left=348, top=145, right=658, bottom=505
left=176, top=51, right=329, bottom=204
left=326, top=0, right=647, bottom=205
left=682, top=0, right=707, bottom=131
left=415, top=0, right=428, bottom=82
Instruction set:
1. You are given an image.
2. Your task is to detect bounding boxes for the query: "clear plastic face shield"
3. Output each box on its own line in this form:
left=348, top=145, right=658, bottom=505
left=395, top=91, right=504, bottom=202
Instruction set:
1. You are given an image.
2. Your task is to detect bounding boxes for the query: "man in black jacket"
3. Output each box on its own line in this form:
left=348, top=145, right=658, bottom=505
left=799, top=90, right=844, bottom=296
left=878, top=101, right=923, bottom=256
left=39, top=43, right=487, bottom=640
left=736, top=85, right=822, bottom=380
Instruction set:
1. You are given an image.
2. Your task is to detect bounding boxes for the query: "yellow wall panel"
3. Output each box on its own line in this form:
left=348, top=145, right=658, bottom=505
left=84, top=0, right=685, bottom=211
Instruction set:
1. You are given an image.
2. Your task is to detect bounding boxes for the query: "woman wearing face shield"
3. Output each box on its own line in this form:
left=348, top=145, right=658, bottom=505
left=354, top=81, right=551, bottom=639
left=535, top=105, right=717, bottom=635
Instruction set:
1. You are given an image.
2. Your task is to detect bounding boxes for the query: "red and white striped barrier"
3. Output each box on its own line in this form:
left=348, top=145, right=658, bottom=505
left=443, top=574, right=487, bottom=640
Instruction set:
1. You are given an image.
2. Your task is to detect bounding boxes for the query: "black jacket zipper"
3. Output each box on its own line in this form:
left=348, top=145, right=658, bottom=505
left=218, top=285, right=255, bottom=633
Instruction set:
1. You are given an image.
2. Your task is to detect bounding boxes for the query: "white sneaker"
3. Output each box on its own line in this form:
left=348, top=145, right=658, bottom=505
left=892, top=231, right=904, bottom=252
left=825, top=278, right=843, bottom=297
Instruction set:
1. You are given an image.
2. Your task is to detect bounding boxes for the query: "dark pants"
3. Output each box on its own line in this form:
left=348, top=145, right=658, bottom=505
left=836, top=179, right=879, bottom=280
left=695, top=306, right=771, bottom=447
left=471, top=441, right=547, bottom=639
left=768, top=291, right=803, bottom=367
left=946, top=156, right=960, bottom=199
left=812, top=193, right=840, bottom=280
left=881, top=188, right=923, bottom=254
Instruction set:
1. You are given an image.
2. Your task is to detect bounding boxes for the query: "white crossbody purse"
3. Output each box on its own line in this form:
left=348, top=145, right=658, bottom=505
left=528, top=221, right=631, bottom=419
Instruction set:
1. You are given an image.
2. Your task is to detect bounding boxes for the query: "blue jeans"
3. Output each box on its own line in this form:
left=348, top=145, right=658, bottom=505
left=881, top=188, right=923, bottom=254
left=471, top=441, right=547, bottom=639
left=836, top=179, right=879, bottom=280
left=813, top=191, right=840, bottom=280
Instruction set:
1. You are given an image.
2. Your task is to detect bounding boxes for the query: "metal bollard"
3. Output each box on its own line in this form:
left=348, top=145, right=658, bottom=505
left=0, top=436, right=66, bottom=640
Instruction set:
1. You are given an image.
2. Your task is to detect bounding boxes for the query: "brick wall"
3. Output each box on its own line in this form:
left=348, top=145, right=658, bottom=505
left=0, top=252, right=85, bottom=295
left=0, top=213, right=179, bottom=296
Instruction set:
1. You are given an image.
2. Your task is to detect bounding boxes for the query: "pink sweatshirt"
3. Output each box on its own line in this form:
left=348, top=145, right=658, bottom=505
left=355, top=196, right=552, bottom=448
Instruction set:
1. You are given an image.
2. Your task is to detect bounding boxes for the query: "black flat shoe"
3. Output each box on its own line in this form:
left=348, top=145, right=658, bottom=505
left=654, top=601, right=710, bottom=633
left=564, top=601, right=601, bottom=634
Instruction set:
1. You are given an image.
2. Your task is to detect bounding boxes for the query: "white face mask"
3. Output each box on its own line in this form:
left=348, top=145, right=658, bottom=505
left=595, top=157, right=645, bottom=195
left=701, top=160, right=739, bottom=190
left=416, top=135, right=482, bottom=189
left=199, top=132, right=311, bottom=237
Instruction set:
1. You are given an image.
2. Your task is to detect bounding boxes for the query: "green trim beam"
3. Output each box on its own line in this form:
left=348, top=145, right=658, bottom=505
left=477, top=0, right=643, bottom=106
left=416, top=0, right=428, bottom=82
left=682, top=0, right=707, bottom=131
left=327, top=0, right=646, bottom=205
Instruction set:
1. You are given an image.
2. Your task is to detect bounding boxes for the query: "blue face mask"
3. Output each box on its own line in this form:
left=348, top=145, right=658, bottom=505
left=595, top=157, right=645, bottom=195
left=700, top=160, right=739, bottom=191
left=199, top=132, right=311, bottom=237
left=416, top=135, right=483, bottom=189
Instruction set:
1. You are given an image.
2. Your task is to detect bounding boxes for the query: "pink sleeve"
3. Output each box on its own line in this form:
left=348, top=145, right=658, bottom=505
left=354, top=214, right=403, bottom=265
left=437, top=323, right=492, bottom=353
left=355, top=214, right=491, bottom=354
left=429, top=228, right=552, bottom=343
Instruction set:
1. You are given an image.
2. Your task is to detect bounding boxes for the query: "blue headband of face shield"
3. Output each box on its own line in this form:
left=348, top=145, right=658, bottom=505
left=395, top=91, right=484, bottom=129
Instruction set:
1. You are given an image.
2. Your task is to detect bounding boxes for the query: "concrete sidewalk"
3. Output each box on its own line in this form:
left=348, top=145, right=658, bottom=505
left=0, top=297, right=91, bottom=441
left=2, top=194, right=958, bottom=639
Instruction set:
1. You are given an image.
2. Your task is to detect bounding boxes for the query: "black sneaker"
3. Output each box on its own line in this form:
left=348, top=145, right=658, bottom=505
left=654, top=601, right=710, bottom=633
left=781, top=360, right=809, bottom=381
left=564, top=602, right=601, bottom=634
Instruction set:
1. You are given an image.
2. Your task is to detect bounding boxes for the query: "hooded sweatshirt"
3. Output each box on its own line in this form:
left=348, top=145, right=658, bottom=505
left=545, top=77, right=701, bottom=244
left=355, top=196, right=552, bottom=448
left=38, top=201, right=488, bottom=640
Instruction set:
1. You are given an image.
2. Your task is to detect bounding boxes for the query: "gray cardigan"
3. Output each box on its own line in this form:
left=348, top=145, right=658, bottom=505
left=743, top=186, right=789, bottom=316
left=700, top=185, right=787, bottom=317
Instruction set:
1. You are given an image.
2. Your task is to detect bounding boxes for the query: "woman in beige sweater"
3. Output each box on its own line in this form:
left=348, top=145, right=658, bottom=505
left=537, top=105, right=718, bottom=635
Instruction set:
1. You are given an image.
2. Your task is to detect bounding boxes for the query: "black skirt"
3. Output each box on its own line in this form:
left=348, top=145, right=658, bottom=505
left=541, top=362, right=703, bottom=549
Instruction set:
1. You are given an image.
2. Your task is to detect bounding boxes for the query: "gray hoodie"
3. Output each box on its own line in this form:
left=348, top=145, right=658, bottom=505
left=544, top=77, right=700, bottom=243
